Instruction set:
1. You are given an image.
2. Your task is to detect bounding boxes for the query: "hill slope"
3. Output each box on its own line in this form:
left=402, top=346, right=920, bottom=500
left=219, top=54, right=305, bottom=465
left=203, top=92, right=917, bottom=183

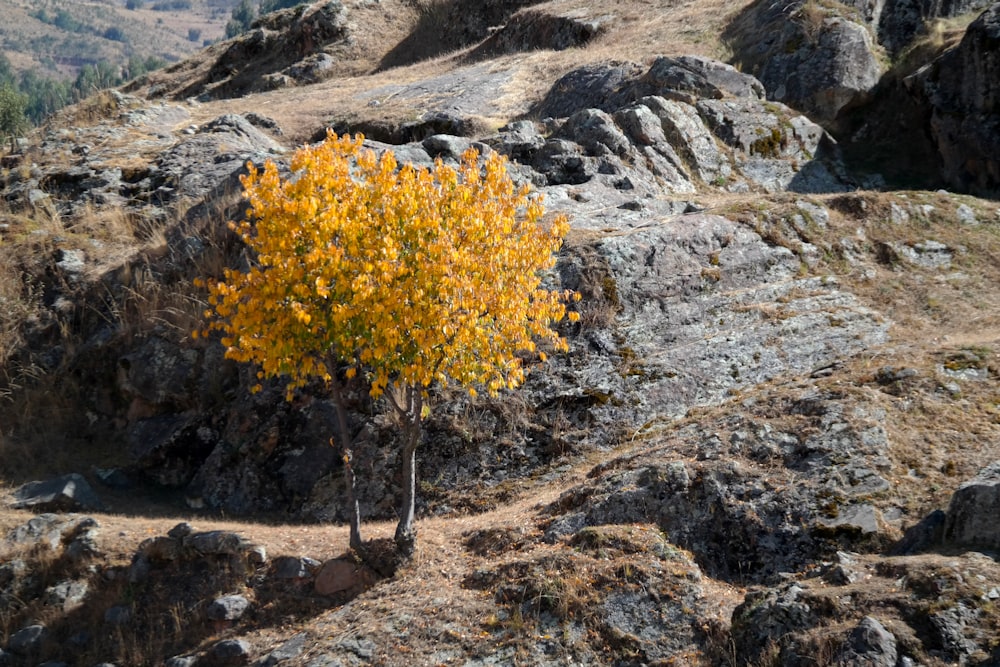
left=2, top=0, right=1000, bottom=665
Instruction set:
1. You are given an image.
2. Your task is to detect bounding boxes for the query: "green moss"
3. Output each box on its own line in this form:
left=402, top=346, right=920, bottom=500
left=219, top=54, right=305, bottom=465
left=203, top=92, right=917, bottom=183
left=750, top=127, right=786, bottom=158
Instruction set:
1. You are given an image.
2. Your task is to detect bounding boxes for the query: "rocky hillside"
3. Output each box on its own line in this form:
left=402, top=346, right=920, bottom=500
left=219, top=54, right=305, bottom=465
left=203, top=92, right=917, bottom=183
left=2, top=0, right=1000, bottom=665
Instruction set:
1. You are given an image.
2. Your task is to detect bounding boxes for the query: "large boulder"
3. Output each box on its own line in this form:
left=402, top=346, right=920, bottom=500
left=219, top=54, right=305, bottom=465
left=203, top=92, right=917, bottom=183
left=724, top=0, right=884, bottom=122
left=943, top=461, right=1000, bottom=549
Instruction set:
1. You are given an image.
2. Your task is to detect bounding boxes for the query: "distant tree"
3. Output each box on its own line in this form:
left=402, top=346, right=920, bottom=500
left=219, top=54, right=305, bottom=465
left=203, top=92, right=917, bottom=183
left=103, top=26, right=128, bottom=42
left=188, top=27, right=202, bottom=42
left=125, top=0, right=144, bottom=9
left=0, top=84, right=29, bottom=152
left=199, top=133, right=577, bottom=557
left=226, top=0, right=256, bottom=37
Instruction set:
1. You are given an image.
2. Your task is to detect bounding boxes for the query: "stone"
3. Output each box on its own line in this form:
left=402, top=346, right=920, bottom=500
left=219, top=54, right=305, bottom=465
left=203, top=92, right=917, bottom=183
left=202, top=638, right=252, bottom=666
left=314, top=558, right=376, bottom=596
left=8, top=624, right=46, bottom=655
left=817, top=503, right=883, bottom=536
left=207, top=594, right=250, bottom=621
left=45, top=579, right=89, bottom=612
left=184, top=530, right=251, bottom=557
left=11, top=473, right=104, bottom=512
left=272, top=556, right=321, bottom=580
left=257, top=633, right=308, bottom=667
left=943, top=461, right=1000, bottom=549
left=832, top=616, right=898, bottom=666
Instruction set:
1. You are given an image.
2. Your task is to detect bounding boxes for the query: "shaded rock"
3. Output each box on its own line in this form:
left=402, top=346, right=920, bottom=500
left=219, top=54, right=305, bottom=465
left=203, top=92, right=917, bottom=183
left=118, top=336, right=199, bottom=410
left=890, top=509, right=946, bottom=554
left=207, top=594, right=250, bottom=621
left=832, top=616, right=898, bottom=666
left=879, top=0, right=993, bottom=55
left=11, top=473, right=104, bottom=512
left=943, top=461, right=1000, bottom=549
left=314, top=558, right=377, bottom=597
left=8, top=624, right=46, bottom=655
left=127, top=414, right=215, bottom=488
left=256, top=633, right=308, bottom=667
left=165, top=657, right=196, bottom=667
left=200, top=638, right=252, bottom=667
left=469, top=6, right=608, bottom=60
left=907, top=3, right=1000, bottom=194
left=635, top=55, right=766, bottom=103
left=534, top=61, right=646, bottom=118
left=639, top=96, right=732, bottom=183
left=929, top=602, right=981, bottom=658
left=150, top=114, right=285, bottom=206
left=271, top=556, right=321, bottom=580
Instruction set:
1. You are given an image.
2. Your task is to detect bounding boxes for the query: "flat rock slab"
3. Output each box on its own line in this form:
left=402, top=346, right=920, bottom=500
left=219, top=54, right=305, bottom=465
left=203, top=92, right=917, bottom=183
left=10, top=473, right=103, bottom=512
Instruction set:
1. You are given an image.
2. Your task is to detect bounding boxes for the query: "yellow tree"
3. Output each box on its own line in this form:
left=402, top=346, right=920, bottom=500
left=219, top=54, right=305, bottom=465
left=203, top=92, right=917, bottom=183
left=200, top=132, right=577, bottom=556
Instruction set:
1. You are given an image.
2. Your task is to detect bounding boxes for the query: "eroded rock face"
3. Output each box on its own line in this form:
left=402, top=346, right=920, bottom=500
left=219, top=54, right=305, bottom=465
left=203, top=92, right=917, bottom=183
left=908, top=2, right=1000, bottom=194
left=724, top=0, right=884, bottom=122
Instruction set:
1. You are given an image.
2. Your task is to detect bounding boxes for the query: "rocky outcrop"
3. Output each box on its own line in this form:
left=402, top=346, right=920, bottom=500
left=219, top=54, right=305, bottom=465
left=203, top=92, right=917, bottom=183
left=907, top=2, right=1000, bottom=194
left=724, top=0, right=884, bottom=122
left=138, top=0, right=350, bottom=100
left=878, top=0, right=993, bottom=54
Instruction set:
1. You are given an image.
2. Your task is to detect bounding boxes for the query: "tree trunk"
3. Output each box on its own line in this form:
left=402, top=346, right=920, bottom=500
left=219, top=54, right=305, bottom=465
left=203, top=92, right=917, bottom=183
left=393, top=388, right=422, bottom=557
left=329, top=372, right=363, bottom=552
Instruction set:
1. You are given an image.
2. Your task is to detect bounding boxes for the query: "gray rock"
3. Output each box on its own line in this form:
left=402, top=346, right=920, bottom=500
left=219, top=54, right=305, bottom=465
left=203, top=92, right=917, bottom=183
left=207, top=594, right=250, bottom=621
left=817, top=503, right=883, bottom=536
left=45, top=579, right=89, bottom=612
left=256, top=632, right=308, bottom=667
left=637, top=55, right=766, bottom=103
left=929, top=602, right=981, bottom=658
left=184, top=530, right=253, bottom=557
left=118, top=336, right=199, bottom=409
left=725, top=1, right=882, bottom=121
left=8, top=624, right=46, bottom=655
left=943, top=461, right=1000, bottom=549
left=534, top=61, right=646, bottom=118
left=11, top=473, right=104, bottom=512
left=832, top=616, right=898, bottom=666
left=203, top=638, right=252, bottom=666
left=639, top=96, right=731, bottom=183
